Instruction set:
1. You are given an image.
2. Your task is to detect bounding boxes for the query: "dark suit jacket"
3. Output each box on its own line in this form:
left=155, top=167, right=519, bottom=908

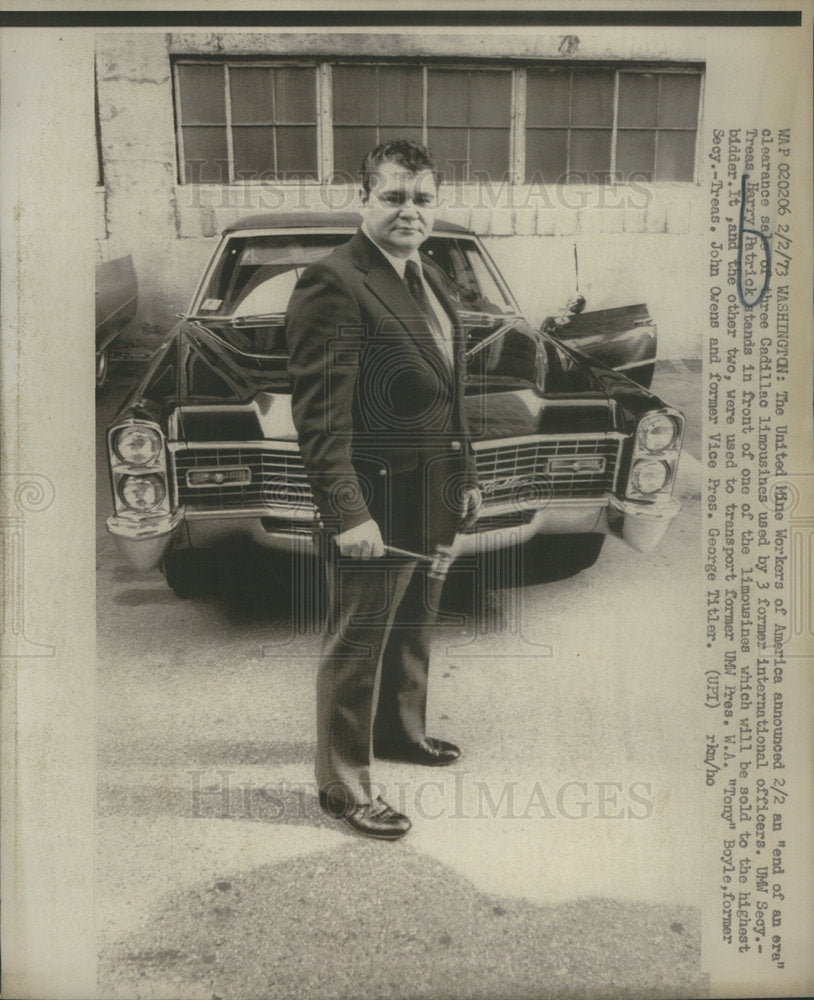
left=285, top=230, right=477, bottom=552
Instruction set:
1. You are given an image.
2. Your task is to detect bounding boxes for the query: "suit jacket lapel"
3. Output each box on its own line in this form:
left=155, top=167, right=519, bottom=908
left=351, top=232, right=454, bottom=388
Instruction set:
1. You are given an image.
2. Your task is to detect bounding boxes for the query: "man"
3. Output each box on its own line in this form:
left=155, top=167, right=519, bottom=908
left=285, top=140, right=481, bottom=839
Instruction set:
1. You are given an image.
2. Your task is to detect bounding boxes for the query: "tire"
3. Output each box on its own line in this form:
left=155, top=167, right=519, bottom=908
left=162, top=546, right=326, bottom=623
left=520, top=533, right=605, bottom=584
left=163, top=550, right=215, bottom=598
left=441, top=533, right=605, bottom=610
left=95, top=347, right=109, bottom=391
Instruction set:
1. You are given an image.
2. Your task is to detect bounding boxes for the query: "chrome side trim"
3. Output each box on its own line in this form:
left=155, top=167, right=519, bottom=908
left=471, top=431, right=625, bottom=451
left=168, top=438, right=301, bottom=453
left=184, top=505, right=314, bottom=522
left=476, top=495, right=611, bottom=518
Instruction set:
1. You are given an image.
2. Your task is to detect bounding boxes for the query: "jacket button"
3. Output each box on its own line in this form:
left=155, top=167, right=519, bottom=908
left=450, top=440, right=462, bottom=452
left=378, top=468, right=387, bottom=476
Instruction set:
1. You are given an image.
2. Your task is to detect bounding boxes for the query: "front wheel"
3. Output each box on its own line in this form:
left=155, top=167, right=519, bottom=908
left=441, top=533, right=605, bottom=607
left=163, top=550, right=214, bottom=598
left=520, top=533, right=605, bottom=584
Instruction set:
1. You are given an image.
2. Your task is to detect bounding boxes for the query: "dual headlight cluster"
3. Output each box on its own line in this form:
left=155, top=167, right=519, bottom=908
left=109, top=422, right=170, bottom=516
left=626, top=410, right=684, bottom=501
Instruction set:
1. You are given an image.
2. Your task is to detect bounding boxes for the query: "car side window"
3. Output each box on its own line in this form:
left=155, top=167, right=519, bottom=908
left=423, top=238, right=512, bottom=314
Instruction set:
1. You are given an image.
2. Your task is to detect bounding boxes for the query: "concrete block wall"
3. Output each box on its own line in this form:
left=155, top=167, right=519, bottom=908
left=96, top=34, right=181, bottom=322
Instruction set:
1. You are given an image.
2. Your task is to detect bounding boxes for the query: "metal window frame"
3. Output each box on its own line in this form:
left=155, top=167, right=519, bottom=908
left=329, top=61, right=513, bottom=184
left=425, top=64, right=513, bottom=184
left=173, top=58, right=321, bottom=185
left=329, top=62, right=427, bottom=180
left=172, top=57, right=704, bottom=187
left=525, top=62, right=704, bottom=185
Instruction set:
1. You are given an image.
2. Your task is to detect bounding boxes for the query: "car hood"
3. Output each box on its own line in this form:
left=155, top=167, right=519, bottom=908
left=114, top=318, right=666, bottom=442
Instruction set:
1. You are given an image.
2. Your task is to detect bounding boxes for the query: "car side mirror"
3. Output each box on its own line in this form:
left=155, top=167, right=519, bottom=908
left=542, top=294, right=587, bottom=336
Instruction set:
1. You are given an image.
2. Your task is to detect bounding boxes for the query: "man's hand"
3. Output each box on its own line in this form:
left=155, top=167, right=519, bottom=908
left=460, top=486, right=483, bottom=529
left=334, top=518, right=385, bottom=559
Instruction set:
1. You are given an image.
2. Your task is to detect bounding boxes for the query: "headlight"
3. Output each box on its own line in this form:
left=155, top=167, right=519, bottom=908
left=118, top=474, right=166, bottom=512
left=631, top=460, right=670, bottom=494
left=637, top=413, right=678, bottom=454
left=113, top=426, right=162, bottom=466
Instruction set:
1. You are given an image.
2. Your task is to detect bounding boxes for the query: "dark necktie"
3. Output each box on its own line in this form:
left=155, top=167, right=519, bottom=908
left=404, top=260, right=452, bottom=366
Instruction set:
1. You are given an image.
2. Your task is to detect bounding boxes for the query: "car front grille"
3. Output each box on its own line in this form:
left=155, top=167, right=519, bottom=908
left=474, top=435, right=620, bottom=506
left=173, top=446, right=315, bottom=515
left=172, top=435, right=621, bottom=522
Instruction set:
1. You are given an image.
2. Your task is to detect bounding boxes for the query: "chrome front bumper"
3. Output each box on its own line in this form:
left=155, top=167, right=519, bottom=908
left=456, top=494, right=681, bottom=556
left=106, top=509, right=185, bottom=571
left=107, top=493, right=681, bottom=572
left=602, top=494, right=682, bottom=553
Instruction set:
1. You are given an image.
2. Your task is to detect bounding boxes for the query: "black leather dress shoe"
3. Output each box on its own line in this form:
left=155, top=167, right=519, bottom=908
left=318, top=791, right=411, bottom=840
left=374, top=736, right=461, bottom=766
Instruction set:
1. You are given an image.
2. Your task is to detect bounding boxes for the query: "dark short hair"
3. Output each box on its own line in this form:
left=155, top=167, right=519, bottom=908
left=359, top=139, right=441, bottom=196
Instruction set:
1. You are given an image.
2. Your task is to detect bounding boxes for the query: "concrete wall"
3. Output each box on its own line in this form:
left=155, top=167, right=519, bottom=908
left=96, top=30, right=713, bottom=357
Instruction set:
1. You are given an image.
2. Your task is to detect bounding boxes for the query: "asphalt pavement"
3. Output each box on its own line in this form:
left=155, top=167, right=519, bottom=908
left=96, top=357, right=708, bottom=1000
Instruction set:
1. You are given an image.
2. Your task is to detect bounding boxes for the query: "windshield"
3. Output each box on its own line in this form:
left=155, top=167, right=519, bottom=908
left=193, top=234, right=350, bottom=319
left=178, top=228, right=570, bottom=398
left=192, top=231, right=516, bottom=320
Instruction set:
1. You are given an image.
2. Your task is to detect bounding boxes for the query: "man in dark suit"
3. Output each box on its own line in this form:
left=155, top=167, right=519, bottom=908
left=285, top=140, right=481, bottom=839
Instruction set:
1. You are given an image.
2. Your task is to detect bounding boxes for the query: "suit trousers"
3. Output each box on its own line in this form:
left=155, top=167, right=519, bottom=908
left=315, top=549, right=444, bottom=806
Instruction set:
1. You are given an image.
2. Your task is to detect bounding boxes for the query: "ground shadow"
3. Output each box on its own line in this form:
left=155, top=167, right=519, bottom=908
left=159, top=537, right=601, bottom=632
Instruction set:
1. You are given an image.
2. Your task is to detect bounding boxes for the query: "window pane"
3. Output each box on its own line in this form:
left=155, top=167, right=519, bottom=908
left=469, top=128, right=510, bottom=182
left=427, top=70, right=469, bottom=126
left=615, top=130, right=655, bottom=182
left=618, top=73, right=658, bottom=128
left=378, top=125, right=424, bottom=145
left=658, top=74, right=701, bottom=129
left=655, top=130, right=696, bottom=181
left=568, top=129, right=612, bottom=182
left=230, top=67, right=275, bottom=124
left=177, top=64, right=225, bottom=124
left=570, top=71, right=614, bottom=127
left=276, top=126, right=318, bottom=178
left=525, top=128, right=568, bottom=183
left=333, top=125, right=377, bottom=181
left=275, top=67, right=316, bottom=123
left=333, top=66, right=378, bottom=125
left=526, top=70, right=570, bottom=127
left=181, top=126, right=228, bottom=183
left=427, top=127, right=470, bottom=181
left=232, top=126, right=276, bottom=179
left=469, top=71, right=511, bottom=126
left=378, top=66, right=423, bottom=126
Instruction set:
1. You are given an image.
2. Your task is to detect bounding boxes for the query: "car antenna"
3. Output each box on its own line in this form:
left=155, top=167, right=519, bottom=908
left=569, top=242, right=585, bottom=314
